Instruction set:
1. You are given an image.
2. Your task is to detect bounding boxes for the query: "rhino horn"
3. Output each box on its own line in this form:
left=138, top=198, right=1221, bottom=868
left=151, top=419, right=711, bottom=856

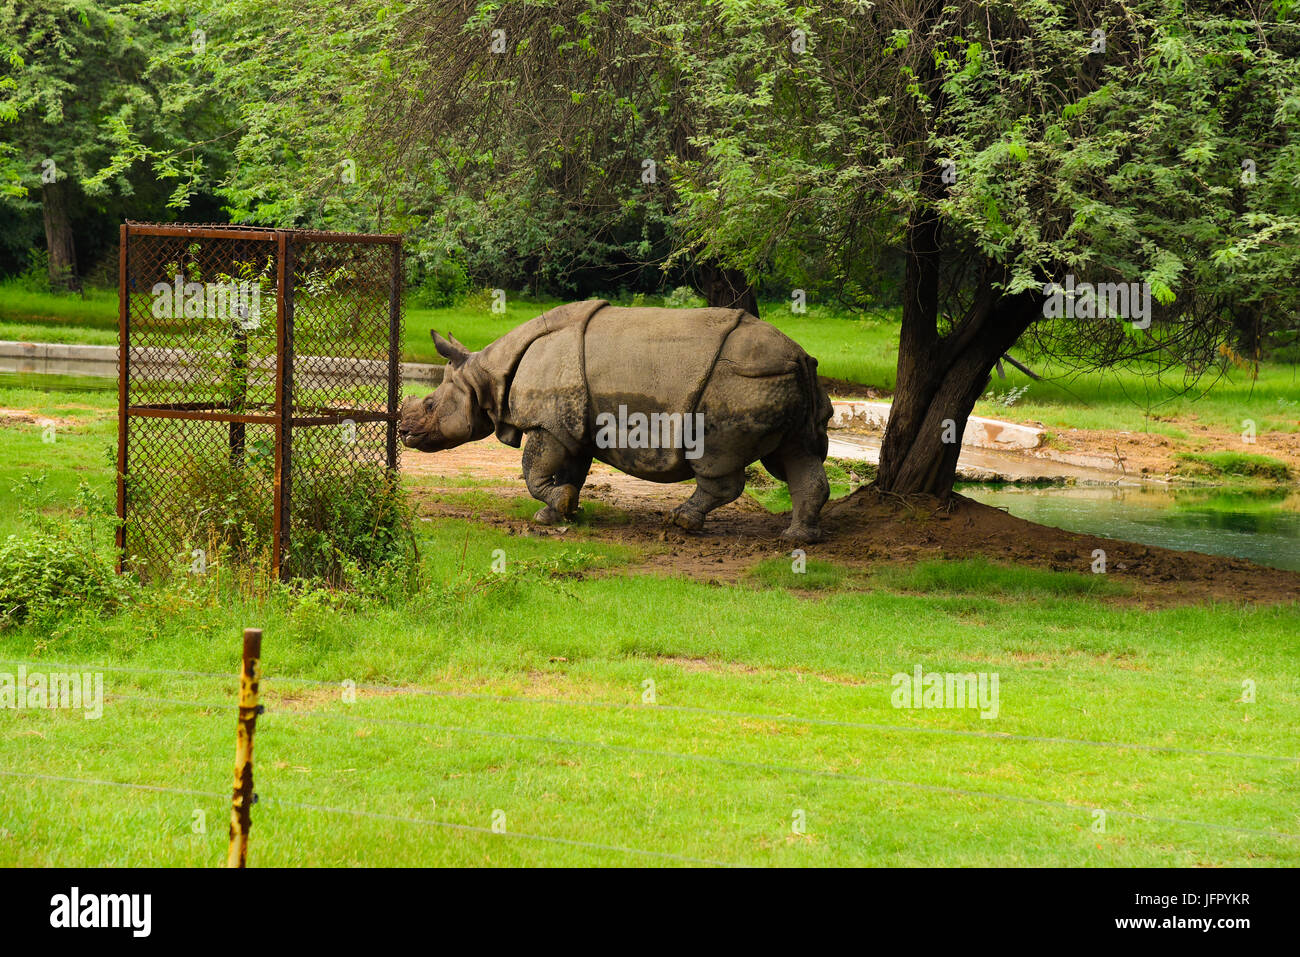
left=432, top=330, right=470, bottom=368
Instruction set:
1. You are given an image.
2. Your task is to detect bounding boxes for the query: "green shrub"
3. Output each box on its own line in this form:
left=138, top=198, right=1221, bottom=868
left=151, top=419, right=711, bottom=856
left=0, top=482, right=138, bottom=628
left=460, top=286, right=498, bottom=312
left=0, top=530, right=138, bottom=627
left=286, top=470, right=419, bottom=588
left=126, top=449, right=418, bottom=589
left=7, top=248, right=52, bottom=294
left=663, top=285, right=705, bottom=308
left=413, top=259, right=470, bottom=308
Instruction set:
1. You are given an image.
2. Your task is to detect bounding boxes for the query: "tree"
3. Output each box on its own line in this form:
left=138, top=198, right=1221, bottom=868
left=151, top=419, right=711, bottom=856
left=349, top=0, right=763, bottom=307
left=357, top=0, right=1297, bottom=495
left=667, top=0, right=1300, bottom=495
left=0, top=1, right=213, bottom=289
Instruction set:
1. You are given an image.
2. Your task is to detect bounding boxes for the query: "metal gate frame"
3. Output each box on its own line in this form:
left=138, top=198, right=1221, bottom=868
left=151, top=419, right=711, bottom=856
left=116, top=222, right=403, bottom=579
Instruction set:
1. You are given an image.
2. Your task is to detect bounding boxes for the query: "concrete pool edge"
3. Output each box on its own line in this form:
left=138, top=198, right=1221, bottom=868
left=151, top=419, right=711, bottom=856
left=0, top=339, right=445, bottom=385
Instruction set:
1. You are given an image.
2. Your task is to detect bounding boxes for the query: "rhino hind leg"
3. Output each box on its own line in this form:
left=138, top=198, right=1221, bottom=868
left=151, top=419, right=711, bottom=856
left=668, top=469, right=746, bottom=532
left=776, top=441, right=830, bottom=543
left=522, top=429, right=590, bottom=525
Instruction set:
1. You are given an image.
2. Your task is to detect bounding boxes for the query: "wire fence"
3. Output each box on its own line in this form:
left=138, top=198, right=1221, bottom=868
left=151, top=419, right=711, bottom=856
left=1, top=653, right=1296, bottom=865
left=0, top=769, right=737, bottom=867
left=4, top=656, right=1296, bottom=763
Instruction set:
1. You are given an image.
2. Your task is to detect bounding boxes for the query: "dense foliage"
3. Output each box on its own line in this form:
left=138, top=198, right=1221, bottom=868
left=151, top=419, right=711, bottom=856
left=3, top=0, right=1297, bottom=493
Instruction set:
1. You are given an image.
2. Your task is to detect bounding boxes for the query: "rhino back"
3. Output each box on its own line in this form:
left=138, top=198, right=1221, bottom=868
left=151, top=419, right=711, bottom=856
left=581, top=307, right=810, bottom=406
left=501, top=305, right=821, bottom=472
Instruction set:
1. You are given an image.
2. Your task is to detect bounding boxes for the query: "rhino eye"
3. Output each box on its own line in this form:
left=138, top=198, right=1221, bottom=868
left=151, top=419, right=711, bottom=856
left=424, top=397, right=434, bottom=411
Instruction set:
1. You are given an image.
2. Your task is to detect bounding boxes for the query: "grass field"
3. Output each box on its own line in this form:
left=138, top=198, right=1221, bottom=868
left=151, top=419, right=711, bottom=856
left=0, top=384, right=1297, bottom=866
left=4, top=283, right=1297, bottom=440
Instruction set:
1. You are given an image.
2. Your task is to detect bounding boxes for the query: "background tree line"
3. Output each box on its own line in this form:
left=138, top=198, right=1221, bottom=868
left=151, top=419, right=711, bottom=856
left=2, top=0, right=1298, bottom=494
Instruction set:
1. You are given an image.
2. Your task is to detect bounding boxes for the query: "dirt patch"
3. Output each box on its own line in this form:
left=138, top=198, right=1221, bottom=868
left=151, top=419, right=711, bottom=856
left=264, top=685, right=406, bottom=711
left=404, top=439, right=712, bottom=512
left=403, top=438, right=1300, bottom=607
left=1034, top=424, right=1300, bottom=479
left=656, top=655, right=761, bottom=676
left=0, top=408, right=71, bottom=429
left=651, top=658, right=882, bottom=686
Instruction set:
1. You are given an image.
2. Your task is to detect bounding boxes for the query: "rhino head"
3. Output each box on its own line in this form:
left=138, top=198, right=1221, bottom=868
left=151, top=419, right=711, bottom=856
left=398, top=331, right=495, bottom=452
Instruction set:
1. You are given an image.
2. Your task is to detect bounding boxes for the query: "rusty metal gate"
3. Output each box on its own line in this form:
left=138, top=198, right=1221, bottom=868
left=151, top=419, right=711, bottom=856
left=116, top=223, right=403, bottom=580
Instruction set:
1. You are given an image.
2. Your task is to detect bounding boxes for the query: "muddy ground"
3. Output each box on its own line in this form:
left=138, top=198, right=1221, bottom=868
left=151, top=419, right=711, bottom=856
left=1043, top=423, right=1300, bottom=479
left=403, top=439, right=1300, bottom=607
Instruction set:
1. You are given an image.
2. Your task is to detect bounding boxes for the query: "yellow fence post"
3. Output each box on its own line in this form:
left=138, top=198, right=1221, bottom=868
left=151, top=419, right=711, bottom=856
left=227, top=627, right=263, bottom=868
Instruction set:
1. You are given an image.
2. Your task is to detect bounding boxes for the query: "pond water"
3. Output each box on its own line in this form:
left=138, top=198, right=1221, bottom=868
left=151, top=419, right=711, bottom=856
left=960, top=484, right=1300, bottom=572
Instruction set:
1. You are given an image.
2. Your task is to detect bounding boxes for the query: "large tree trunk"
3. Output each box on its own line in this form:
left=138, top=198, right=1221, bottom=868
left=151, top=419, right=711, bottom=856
left=42, top=179, right=80, bottom=293
left=695, top=262, right=759, bottom=317
left=875, top=215, right=1041, bottom=497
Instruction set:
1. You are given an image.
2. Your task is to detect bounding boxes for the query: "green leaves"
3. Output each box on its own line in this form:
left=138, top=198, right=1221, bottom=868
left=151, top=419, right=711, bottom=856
left=0, top=0, right=224, bottom=220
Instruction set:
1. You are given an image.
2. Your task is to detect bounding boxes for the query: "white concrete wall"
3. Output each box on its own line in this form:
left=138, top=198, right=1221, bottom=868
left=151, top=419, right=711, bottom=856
left=0, top=340, right=445, bottom=384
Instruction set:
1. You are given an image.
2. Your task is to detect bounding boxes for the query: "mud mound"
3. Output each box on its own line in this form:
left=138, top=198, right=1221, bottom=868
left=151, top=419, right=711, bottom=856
left=819, top=487, right=1299, bottom=604
left=818, top=376, right=890, bottom=400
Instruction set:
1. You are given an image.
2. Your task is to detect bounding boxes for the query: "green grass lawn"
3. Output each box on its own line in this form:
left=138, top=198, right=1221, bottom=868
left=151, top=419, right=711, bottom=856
left=0, top=384, right=1297, bottom=866
left=0, top=285, right=119, bottom=330
left=4, top=283, right=1297, bottom=440
left=972, top=361, right=1300, bottom=438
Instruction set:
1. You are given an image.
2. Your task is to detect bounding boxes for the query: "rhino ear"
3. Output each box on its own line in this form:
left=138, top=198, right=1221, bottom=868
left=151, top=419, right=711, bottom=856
left=445, top=331, right=470, bottom=354
left=432, top=330, right=469, bottom=368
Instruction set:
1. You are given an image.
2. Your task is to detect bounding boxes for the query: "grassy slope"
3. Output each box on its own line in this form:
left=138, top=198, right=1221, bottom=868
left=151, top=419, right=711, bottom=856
left=0, top=386, right=1297, bottom=866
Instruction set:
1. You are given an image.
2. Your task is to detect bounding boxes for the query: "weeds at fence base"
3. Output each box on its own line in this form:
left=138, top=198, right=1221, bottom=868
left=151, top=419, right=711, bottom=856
left=122, top=461, right=419, bottom=593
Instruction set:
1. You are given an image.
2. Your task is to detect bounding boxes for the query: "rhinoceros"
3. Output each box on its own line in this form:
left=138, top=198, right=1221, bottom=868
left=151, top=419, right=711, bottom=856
left=398, top=299, right=833, bottom=541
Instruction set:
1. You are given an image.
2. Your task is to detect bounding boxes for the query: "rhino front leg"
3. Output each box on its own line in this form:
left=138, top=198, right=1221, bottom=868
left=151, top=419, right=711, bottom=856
left=522, top=429, right=587, bottom=525
left=669, top=470, right=746, bottom=532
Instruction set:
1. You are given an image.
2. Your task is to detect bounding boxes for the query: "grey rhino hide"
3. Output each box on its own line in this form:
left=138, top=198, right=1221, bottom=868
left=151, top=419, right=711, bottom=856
left=451, top=299, right=608, bottom=448
left=419, top=298, right=833, bottom=541
left=472, top=299, right=817, bottom=459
